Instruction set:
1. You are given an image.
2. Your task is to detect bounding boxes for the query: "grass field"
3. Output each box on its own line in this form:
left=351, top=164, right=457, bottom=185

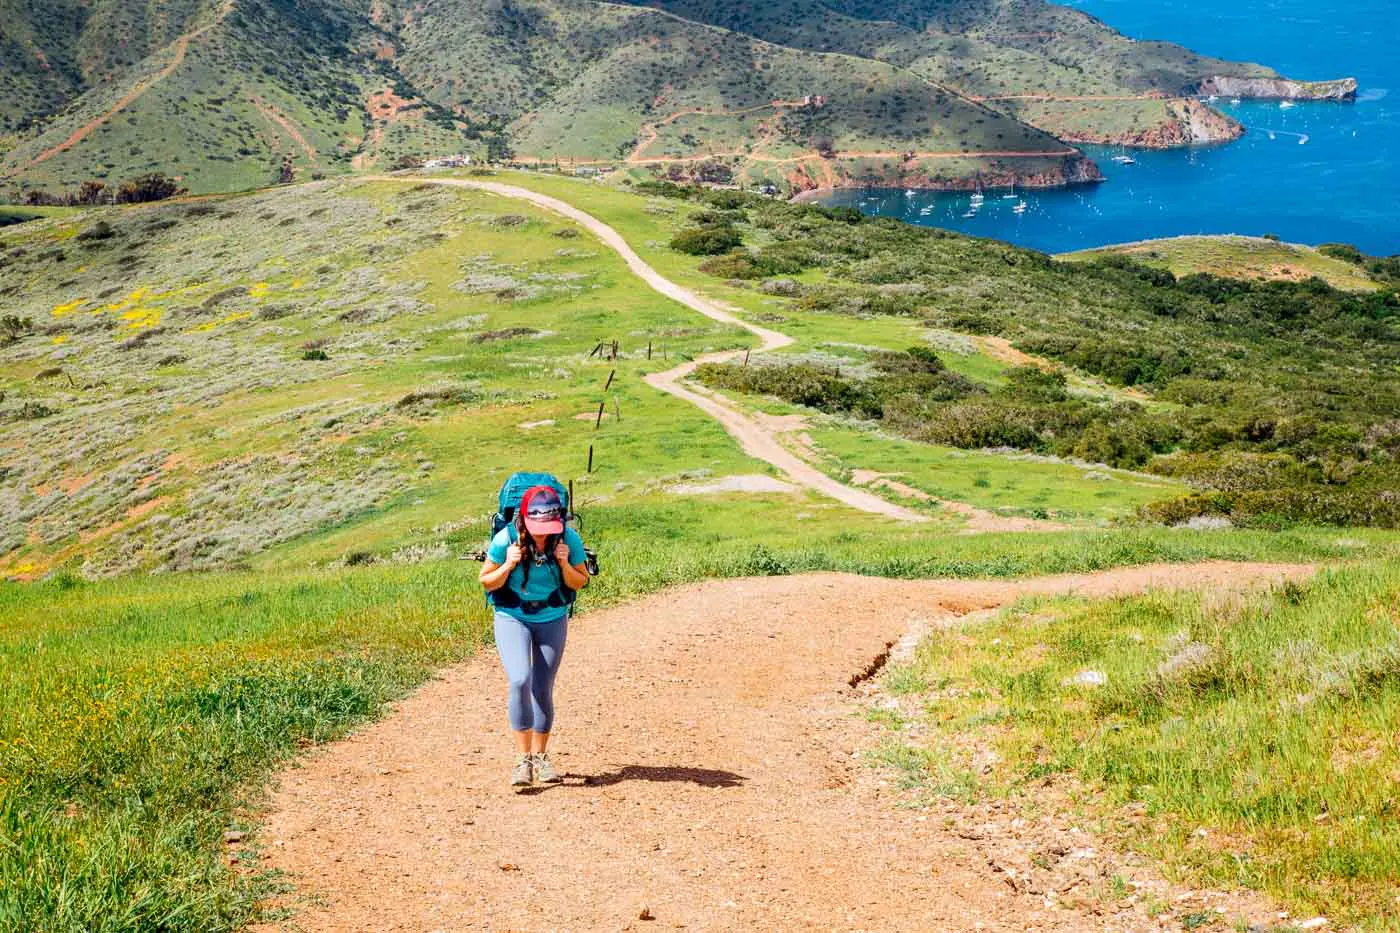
left=1063, top=236, right=1383, bottom=292
left=2, top=522, right=1392, bottom=930
left=3, top=172, right=1399, bottom=929
left=881, top=559, right=1400, bottom=928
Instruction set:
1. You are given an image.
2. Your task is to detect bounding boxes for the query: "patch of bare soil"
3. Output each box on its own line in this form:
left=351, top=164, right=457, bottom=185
left=253, top=562, right=1312, bottom=931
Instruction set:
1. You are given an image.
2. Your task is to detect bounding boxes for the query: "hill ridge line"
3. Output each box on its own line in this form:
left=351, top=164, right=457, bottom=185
left=369, top=175, right=928, bottom=521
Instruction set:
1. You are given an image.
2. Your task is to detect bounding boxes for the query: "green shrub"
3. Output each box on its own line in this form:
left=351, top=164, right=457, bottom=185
left=670, top=225, right=742, bottom=256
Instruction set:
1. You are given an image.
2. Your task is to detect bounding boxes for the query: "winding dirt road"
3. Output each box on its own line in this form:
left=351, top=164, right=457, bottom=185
left=370, top=175, right=928, bottom=522
left=255, top=561, right=1309, bottom=931
left=21, top=0, right=236, bottom=170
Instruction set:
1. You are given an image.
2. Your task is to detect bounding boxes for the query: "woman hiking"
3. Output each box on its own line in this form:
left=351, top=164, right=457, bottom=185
left=479, top=484, right=591, bottom=788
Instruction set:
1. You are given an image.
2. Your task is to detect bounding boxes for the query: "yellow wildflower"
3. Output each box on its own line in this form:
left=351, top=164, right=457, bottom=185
left=51, top=298, right=86, bottom=318
left=249, top=282, right=270, bottom=299
left=51, top=335, right=69, bottom=345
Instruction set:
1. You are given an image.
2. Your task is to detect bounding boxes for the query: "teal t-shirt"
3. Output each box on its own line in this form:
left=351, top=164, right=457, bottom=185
left=487, top=525, right=586, bottom=624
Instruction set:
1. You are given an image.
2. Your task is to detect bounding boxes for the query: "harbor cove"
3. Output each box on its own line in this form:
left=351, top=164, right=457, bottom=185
left=818, top=0, right=1399, bottom=256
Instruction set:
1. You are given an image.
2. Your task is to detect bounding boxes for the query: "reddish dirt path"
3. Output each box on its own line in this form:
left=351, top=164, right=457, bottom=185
left=971, top=93, right=1173, bottom=103
left=22, top=0, right=235, bottom=170
left=628, top=99, right=812, bottom=164
left=524, top=146, right=1080, bottom=168
left=370, top=175, right=932, bottom=522
left=250, top=96, right=318, bottom=162
left=254, top=562, right=1311, bottom=931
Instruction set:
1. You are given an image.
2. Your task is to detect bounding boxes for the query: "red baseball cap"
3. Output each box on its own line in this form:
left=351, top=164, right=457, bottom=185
left=521, top=485, right=566, bottom=535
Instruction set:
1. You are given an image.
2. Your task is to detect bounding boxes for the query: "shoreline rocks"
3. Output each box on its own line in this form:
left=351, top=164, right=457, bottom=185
left=1193, top=75, right=1358, bottom=100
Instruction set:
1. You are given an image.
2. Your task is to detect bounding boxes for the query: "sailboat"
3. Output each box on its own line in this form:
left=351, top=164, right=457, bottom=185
left=1002, top=183, right=1018, bottom=199
left=1280, top=100, right=1297, bottom=109
left=1012, top=200, right=1028, bottom=215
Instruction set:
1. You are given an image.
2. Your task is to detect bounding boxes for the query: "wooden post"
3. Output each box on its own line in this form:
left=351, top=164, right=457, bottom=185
left=568, top=479, right=575, bottom=513
left=647, top=340, right=653, bottom=360
left=611, top=339, right=619, bottom=360
left=604, top=369, right=615, bottom=391
left=743, top=349, right=750, bottom=367
left=587, top=445, right=594, bottom=473
left=588, top=341, right=603, bottom=358
left=594, top=400, right=606, bottom=428
left=614, top=397, right=622, bottom=422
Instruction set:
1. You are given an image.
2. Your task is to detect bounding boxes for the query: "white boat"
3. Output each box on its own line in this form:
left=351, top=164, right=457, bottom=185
left=961, top=210, right=977, bottom=218
left=1111, top=154, right=1136, bottom=164
left=969, top=192, right=985, bottom=205
left=1207, top=94, right=1219, bottom=102
left=1280, top=100, right=1296, bottom=109
left=904, top=188, right=917, bottom=197
left=1012, top=201, right=1028, bottom=214
left=1230, top=97, right=1242, bottom=105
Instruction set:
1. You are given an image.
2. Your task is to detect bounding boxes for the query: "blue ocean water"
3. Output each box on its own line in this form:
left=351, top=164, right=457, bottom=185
left=819, top=0, right=1399, bottom=255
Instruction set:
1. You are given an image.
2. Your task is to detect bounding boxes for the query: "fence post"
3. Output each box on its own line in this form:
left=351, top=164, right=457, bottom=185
left=587, top=445, right=594, bottom=473
left=604, top=369, right=615, bottom=391
left=594, top=400, right=606, bottom=428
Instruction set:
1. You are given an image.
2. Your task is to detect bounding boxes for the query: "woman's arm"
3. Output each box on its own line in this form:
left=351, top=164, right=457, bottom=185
left=480, top=543, right=523, bottom=591
left=554, top=539, right=590, bottom=590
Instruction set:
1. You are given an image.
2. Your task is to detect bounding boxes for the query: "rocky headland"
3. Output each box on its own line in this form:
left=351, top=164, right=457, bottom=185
left=1193, top=75, right=1358, bottom=100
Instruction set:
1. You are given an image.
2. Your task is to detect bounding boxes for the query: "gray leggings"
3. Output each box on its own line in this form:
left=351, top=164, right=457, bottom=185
left=493, top=610, right=568, bottom=733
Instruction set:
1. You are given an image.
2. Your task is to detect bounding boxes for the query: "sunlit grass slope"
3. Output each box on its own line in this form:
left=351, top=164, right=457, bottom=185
left=886, top=560, right=1400, bottom=927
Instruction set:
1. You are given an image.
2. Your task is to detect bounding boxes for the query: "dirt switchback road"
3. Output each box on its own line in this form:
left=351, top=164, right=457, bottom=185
left=369, top=175, right=927, bottom=522
left=256, top=561, right=1310, bottom=931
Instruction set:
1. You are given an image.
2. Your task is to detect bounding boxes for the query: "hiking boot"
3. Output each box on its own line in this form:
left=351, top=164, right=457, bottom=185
left=511, top=755, right=534, bottom=788
left=532, top=753, right=562, bottom=784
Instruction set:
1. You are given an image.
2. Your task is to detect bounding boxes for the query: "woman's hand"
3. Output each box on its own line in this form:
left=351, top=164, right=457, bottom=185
left=553, top=540, right=571, bottom=564
left=505, top=543, right=524, bottom=568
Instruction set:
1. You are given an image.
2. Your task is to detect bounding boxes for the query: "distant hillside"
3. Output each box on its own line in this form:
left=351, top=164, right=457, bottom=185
left=1062, top=236, right=1386, bottom=293
left=0, top=0, right=1352, bottom=197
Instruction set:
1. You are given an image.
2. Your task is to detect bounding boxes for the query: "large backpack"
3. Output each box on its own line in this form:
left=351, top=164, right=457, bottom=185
left=481, top=471, right=597, bottom=615
left=491, top=471, right=571, bottom=537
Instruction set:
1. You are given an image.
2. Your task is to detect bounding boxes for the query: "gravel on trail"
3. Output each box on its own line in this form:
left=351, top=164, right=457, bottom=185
left=254, top=561, right=1310, bottom=931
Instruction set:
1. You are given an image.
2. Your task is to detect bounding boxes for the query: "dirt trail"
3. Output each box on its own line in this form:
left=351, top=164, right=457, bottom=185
left=370, top=176, right=928, bottom=522
left=22, top=0, right=235, bottom=169
left=256, top=561, right=1311, bottom=931
left=529, top=147, right=1080, bottom=167
left=250, top=96, right=318, bottom=162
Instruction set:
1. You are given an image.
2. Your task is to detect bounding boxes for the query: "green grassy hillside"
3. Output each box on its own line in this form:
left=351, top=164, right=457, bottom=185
left=617, top=0, right=1281, bottom=142
left=0, top=0, right=217, bottom=136
left=1064, top=235, right=1386, bottom=293
left=3, top=172, right=1399, bottom=930
left=0, top=0, right=1325, bottom=197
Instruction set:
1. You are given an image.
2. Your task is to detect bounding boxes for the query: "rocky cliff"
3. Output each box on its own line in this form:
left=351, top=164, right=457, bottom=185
left=1194, top=76, right=1358, bottom=100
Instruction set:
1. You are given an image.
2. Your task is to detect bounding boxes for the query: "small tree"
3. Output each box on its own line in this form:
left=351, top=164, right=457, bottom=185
left=278, top=157, right=295, bottom=185
left=74, top=181, right=107, bottom=205
left=810, top=134, right=837, bottom=158
left=116, top=174, right=185, bottom=204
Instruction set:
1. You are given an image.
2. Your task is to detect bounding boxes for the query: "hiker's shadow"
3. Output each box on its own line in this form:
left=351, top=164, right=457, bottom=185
left=518, top=765, right=745, bottom=795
